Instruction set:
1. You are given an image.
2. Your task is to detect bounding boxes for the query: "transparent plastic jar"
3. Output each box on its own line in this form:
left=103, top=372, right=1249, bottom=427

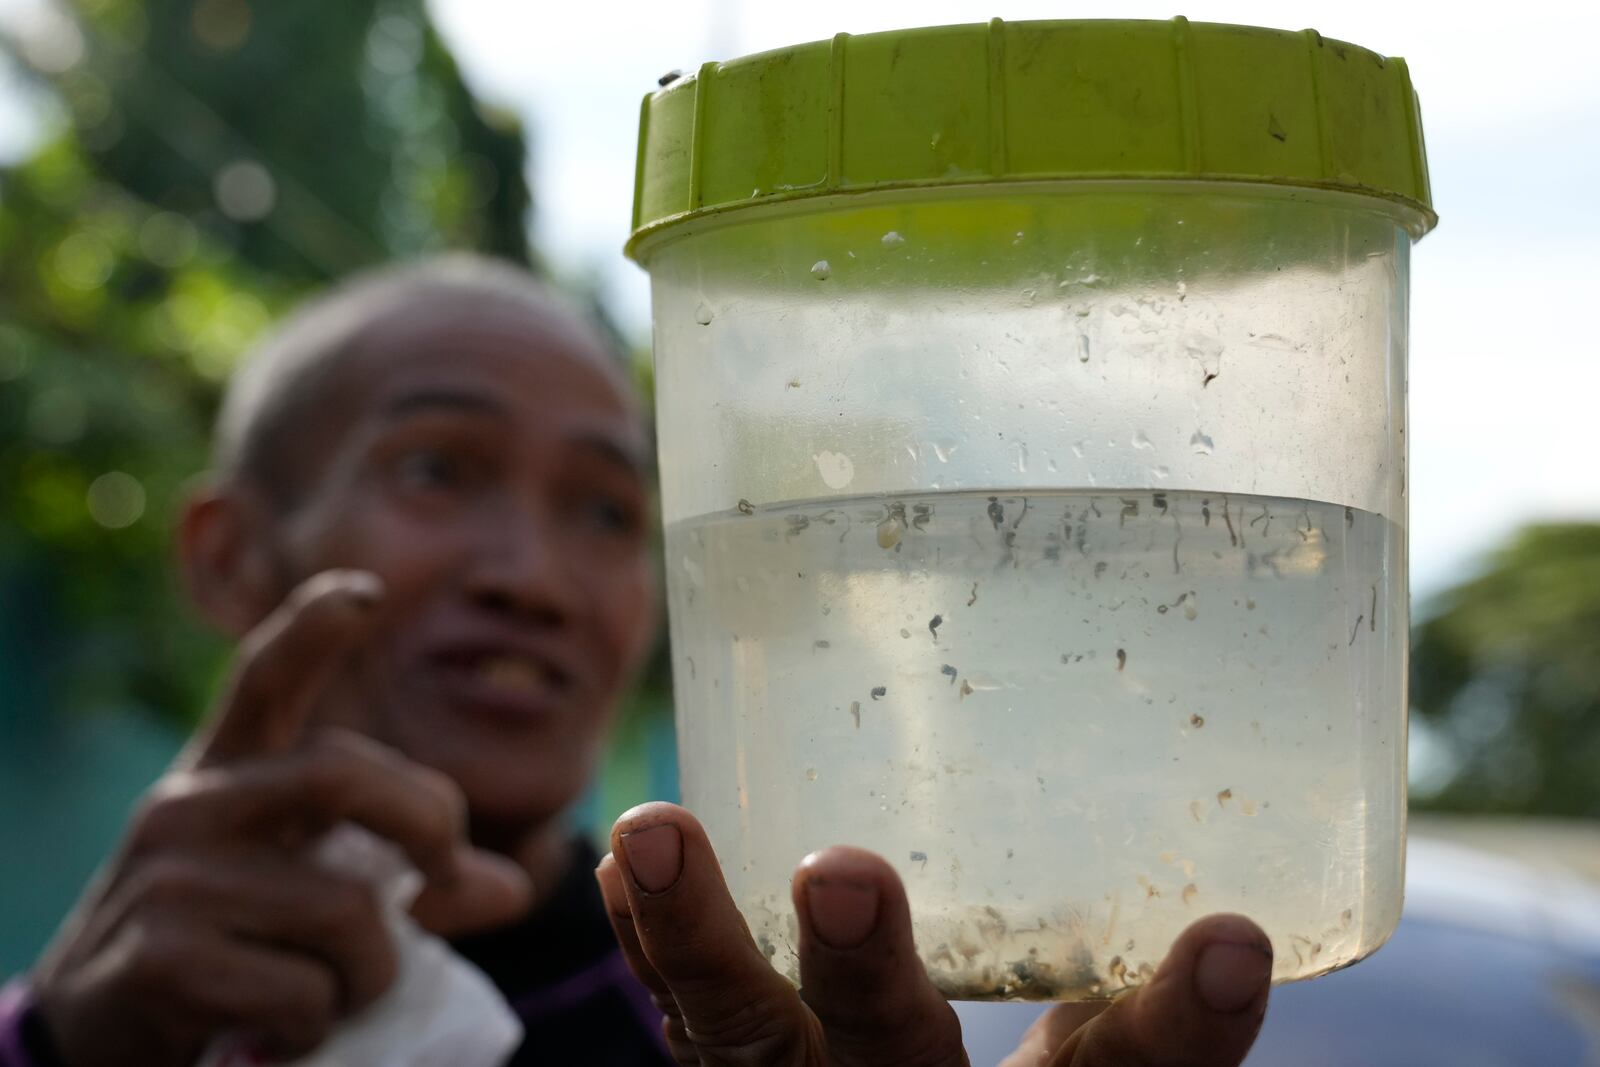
left=631, top=19, right=1435, bottom=1000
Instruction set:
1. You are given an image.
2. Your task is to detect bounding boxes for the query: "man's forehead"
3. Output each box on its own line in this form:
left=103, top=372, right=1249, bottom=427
left=330, top=296, right=651, bottom=470
left=217, top=262, right=653, bottom=504
left=338, top=292, right=639, bottom=413
left=372, top=378, right=652, bottom=475
left=355, top=288, right=614, bottom=362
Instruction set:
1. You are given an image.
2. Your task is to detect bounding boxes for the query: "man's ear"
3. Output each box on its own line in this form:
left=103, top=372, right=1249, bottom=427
left=176, top=479, right=283, bottom=638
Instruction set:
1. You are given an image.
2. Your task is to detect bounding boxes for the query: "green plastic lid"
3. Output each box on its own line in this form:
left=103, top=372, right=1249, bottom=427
left=627, top=17, right=1435, bottom=260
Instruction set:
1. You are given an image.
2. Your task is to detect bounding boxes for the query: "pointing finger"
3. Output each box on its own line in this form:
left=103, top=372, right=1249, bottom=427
left=191, top=570, right=383, bottom=768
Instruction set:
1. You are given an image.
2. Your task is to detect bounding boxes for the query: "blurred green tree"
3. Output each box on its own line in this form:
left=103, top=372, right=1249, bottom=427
left=1411, top=523, right=1600, bottom=817
left=1, top=0, right=534, bottom=729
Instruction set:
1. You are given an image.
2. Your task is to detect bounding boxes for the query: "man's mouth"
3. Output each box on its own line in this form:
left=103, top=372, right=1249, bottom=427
left=427, top=647, right=575, bottom=719
left=477, top=653, right=555, bottom=693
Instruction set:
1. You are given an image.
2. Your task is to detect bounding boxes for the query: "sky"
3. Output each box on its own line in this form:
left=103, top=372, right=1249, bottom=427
left=1, top=0, right=1595, bottom=599
left=426, top=0, right=1600, bottom=601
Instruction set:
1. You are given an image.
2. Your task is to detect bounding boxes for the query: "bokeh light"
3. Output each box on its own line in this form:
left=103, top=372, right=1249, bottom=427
left=85, top=470, right=147, bottom=529
left=213, top=159, right=276, bottom=222
left=17, top=4, right=85, bottom=75
left=366, top=14, right=425, bottom=75
left=191, top=0, right=252, bottom=53
left=137, top=211, right=200, bottom=269
left=52, top=230, right=115, bottom=291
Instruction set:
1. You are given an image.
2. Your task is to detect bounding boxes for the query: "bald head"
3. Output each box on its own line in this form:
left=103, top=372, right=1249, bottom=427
left=215, top=254, right=630, bottom=506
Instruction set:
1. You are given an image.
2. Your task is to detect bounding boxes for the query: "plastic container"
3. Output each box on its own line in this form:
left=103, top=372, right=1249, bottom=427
left=629, top=18, right=1435, bottom=1001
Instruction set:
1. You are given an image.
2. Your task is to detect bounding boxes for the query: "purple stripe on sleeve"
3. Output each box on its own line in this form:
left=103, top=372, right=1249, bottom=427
left=0, top=981, right=38, bottom=1067
left=509, top=949, right=670, bottom=1057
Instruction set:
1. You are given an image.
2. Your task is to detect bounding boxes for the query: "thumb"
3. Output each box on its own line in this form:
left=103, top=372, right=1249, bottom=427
left=609, top=803, right=819, bottom=1062
left=1051, top=914, right=1271, bottom=1067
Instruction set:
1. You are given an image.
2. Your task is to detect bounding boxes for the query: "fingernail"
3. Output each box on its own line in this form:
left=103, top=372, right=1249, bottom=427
left=1195, top=940, right=1272, bottom=1014
left=341, top=571, right=384, bottom=605
left=620, top=824, right=682, bottom=894
left=804, top=877, right=880, bottom=949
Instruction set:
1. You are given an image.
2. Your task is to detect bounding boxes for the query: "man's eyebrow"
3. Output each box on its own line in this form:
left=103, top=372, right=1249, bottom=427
left=379, top=388, right=511, bottom=420
left=570, top=432, right=652, bottom=479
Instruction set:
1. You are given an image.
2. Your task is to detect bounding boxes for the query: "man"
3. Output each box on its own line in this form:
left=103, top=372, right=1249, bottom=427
left=1, top=256, right=1273, bottom=1066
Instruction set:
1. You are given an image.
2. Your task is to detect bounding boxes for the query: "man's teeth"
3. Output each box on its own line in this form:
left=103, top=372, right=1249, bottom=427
left=477, top=655, right=546, bottom=692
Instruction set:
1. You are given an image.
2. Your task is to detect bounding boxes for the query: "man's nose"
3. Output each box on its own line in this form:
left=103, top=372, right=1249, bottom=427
left=463, top=503, right=581, bottom=624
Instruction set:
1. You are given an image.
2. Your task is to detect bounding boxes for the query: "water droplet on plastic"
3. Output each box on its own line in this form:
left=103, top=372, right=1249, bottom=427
left=881, top=230, right=905, bottom=247
left=810, top=259, right=831, bottom=280
left=695, top=302, right=713, bottom=325
left=806, top=768, right=818, bottom=781
left=1132, top=430, right=1155, bottom=450
left=1071, top=441, right=1086, bottom=459
left=1152, top=465, right=1171, bottom=479
left=1047, top=457, right=1059, bottom=473
left=1014, top=442, right=1029, bottom=473
left=1190, top=430, right=1214, bottom=455
left=813, top=450, right=854, bottom=489
left=1075, top=334, right=1091, bottom=363
left=1176, top=280, right=1187, bottom=299
left=1012, top=230, right=1026, bottom=245
left=932, top=442, right=956, bottom=464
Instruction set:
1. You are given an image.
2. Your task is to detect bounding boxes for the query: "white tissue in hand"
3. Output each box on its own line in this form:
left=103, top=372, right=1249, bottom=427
left=200, top=824, right=523, bottom=1067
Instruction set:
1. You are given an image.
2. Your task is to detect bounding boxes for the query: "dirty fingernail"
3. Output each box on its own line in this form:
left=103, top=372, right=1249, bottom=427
left=1195, top=940, right=1272, bottom=1014
left=620, top=823, right=683, bottom=894
left=805, top=878, right=880, bottom=949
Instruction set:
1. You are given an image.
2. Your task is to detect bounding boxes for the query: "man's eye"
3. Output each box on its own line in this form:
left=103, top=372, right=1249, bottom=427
left=395, top=449, right=463, bottom=488
left=585, top=496, right=637, bottom=533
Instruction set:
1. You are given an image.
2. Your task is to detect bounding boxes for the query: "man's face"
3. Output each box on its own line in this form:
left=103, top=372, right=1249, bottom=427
left=258, top=296, right=655, bottom=831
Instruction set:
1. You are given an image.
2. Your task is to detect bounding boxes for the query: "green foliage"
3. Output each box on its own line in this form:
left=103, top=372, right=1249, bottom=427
left=64, top=0, right=532, bottom=280
left=1411, top=524, right=1600, bottom=816
left=0, top=0, right=534, bottom=728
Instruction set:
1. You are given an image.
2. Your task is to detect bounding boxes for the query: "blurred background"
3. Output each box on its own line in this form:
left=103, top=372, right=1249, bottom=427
left=0, top=0, right=1596, bottom=1058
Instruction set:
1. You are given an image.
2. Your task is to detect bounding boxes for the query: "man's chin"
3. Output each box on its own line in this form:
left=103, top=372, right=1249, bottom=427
left=459, top=778, right=583, bottom=836
left=404, top=741, right=593, bottom=835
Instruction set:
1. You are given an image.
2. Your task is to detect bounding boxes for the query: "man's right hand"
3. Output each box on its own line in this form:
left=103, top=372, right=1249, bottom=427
left=600, top=803, right=1272, bottom=1067
left=29, top=572, right=531, bottom=1067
